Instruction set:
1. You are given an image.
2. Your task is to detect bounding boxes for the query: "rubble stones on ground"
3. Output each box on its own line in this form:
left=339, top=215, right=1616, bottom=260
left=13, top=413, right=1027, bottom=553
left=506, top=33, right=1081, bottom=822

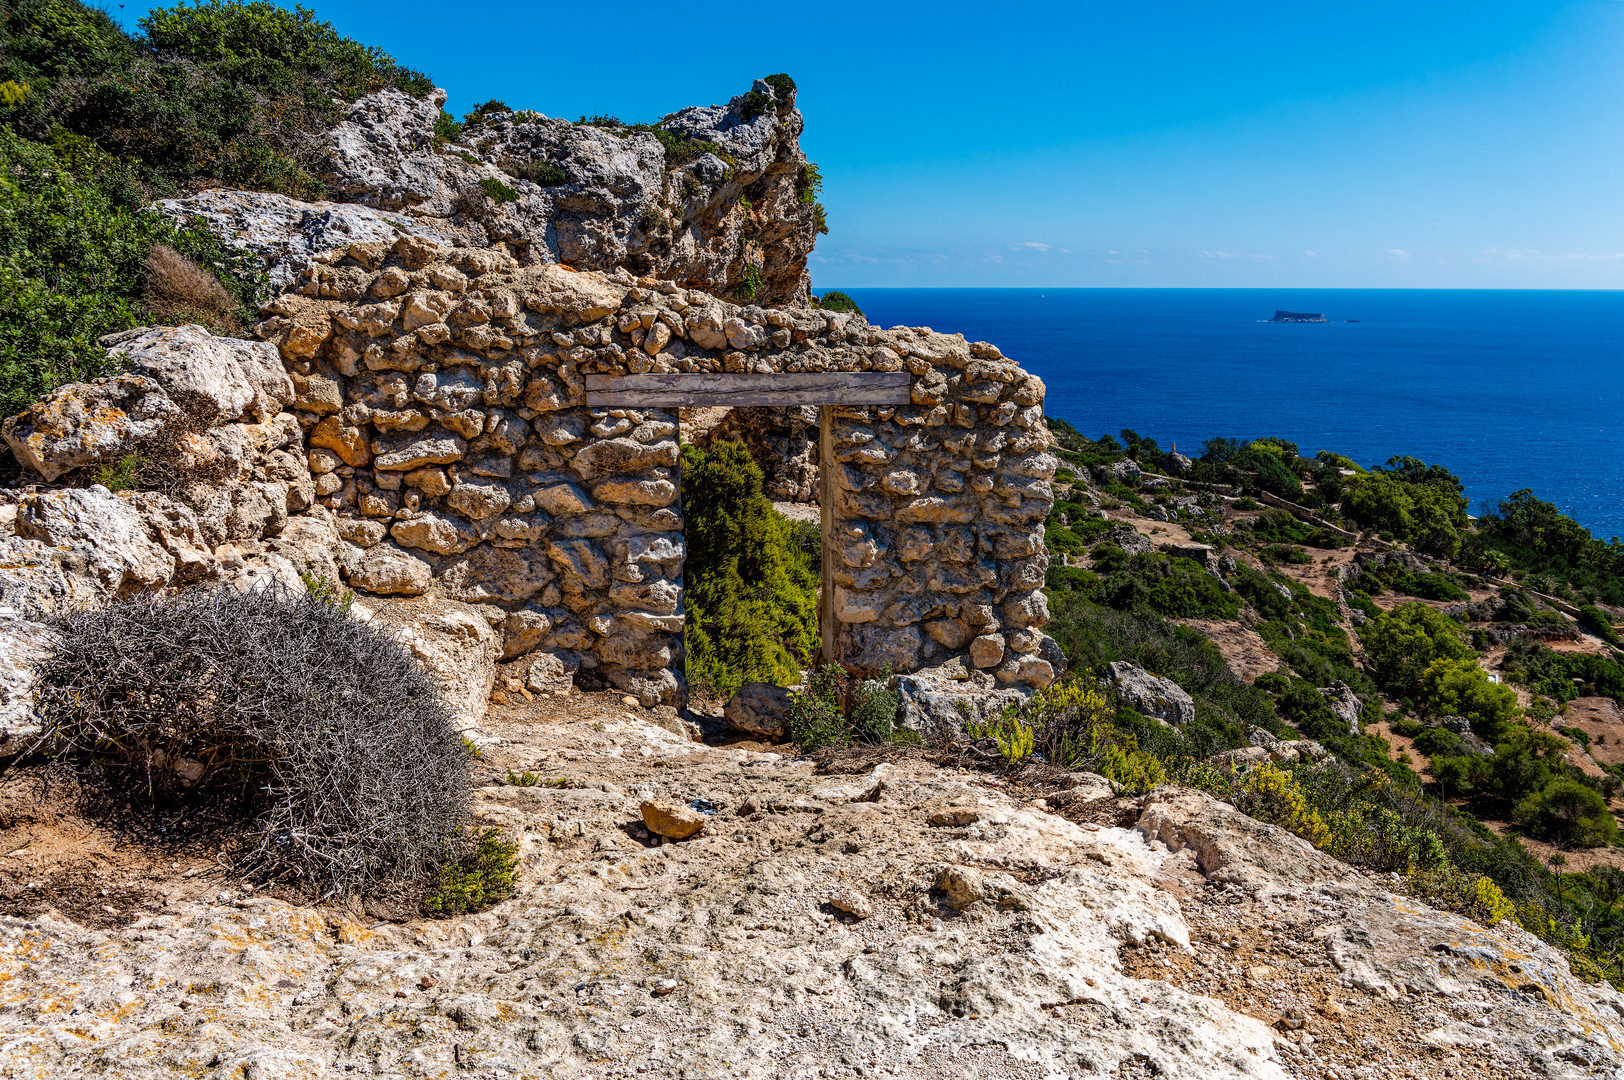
left=724, top=682, right=791, bottom=737
left=640, top=798, right=706, bottom=839
left=1107, top=660, right=1196, bottom=726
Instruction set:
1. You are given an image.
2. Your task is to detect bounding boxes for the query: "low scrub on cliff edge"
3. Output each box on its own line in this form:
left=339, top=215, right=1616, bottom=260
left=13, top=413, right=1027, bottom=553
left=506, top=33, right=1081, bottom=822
left=33, top=586, right=472, bottom=902
left=0, top=128, right=262, bottom=417
left=1003, top=677, right=1624, bottom=988
left=680, top=440, right=819, bottom=698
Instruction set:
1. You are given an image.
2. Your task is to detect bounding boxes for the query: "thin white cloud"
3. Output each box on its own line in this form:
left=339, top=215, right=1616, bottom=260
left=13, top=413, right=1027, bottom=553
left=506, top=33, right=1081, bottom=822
left=1009, top=241, right=1051, bottom=251
left=1386, top=249, right=1410, bottom=259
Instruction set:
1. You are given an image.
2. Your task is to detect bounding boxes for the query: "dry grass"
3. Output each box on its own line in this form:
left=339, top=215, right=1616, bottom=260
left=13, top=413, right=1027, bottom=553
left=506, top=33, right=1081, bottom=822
left=142, top=244, right=242, bottom=334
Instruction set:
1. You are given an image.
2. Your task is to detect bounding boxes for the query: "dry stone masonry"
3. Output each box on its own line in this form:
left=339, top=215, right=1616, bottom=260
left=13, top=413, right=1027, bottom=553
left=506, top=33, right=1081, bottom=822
left=258, top=233, right=1059, bottom=706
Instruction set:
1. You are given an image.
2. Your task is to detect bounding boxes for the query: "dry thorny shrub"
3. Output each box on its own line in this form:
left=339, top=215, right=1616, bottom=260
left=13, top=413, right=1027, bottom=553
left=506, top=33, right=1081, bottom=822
left=142, top=244, right=243, bottom=335
left=32, top=587, right=472, bottom=901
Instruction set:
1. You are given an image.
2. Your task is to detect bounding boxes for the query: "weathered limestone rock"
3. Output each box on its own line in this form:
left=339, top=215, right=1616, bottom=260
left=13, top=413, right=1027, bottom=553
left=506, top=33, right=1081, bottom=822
left=724, top=682, right=791, bottom=737
left=1319, top=680, right=1362, bottom=735
left=156, top=189, right=448, bottom=293
left=524, top=651, right=574, bottom=693
left=2, top=375, right=179, bottom=481
left=310, top=78, right=817, bottom=304
left=16, top=487, right=177, bottom=596
left=0, top=617, right=57, bottom=753
left=377, top=603, right=498, bottom=730
left=640, top=799, right=706, bottom=840
left=106, top=325, right=294, bottom=424
left=1107, top=660, right=1195, bottom=726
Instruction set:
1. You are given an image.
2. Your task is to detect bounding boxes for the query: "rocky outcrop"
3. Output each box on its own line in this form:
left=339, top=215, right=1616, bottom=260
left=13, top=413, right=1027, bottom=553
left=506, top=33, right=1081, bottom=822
left=156, top=190, right=448, bottom=294
left=1318, top=680, right=1362, bottom=735
left=1107, top=660, right=1196, bottom=726
left=170, top=78, right=818, bottom=306
left=7, top=701, right=1621, bottom=1079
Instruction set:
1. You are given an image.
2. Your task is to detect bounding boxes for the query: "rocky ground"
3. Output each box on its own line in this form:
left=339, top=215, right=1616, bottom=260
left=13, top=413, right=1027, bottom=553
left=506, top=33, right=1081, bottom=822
left=3, top=691, right=1622, bottom=1080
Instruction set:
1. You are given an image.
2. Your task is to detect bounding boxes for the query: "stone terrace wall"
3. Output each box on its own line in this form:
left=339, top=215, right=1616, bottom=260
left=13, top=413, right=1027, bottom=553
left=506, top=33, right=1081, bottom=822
left=258, top=235, right=1059, bottom=706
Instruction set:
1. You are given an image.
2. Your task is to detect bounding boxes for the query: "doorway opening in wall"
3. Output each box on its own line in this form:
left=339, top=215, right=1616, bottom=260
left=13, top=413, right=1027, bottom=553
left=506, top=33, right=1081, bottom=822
left=676, top=405, right=822, bottom=708
left=582, top=370, right=911, bottom=720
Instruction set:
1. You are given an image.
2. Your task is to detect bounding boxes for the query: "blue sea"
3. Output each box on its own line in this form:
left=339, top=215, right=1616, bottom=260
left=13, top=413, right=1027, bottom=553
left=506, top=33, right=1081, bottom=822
left=835, top=289, right=1624, bottom=541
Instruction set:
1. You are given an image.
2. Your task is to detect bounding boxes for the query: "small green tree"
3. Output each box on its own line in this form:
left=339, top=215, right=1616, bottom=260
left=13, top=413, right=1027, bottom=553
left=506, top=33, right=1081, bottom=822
left=1358, top=602, right=1474, bottom=702
left=680, top=440, right=819, bottom=697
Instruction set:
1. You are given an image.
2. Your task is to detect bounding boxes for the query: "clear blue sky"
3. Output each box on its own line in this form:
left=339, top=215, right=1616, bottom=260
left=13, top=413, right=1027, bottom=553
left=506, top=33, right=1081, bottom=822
left=122, top=1, right=1624, bottom=288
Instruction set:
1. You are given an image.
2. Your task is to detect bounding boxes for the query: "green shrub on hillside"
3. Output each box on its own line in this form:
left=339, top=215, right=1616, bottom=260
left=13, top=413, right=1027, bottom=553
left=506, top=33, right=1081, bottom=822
left=811, top=290, right=861, bottom=315
left=2, top=0, right=434, bottom=198
left=1480, top=490, right=1624, bottom=607
left=1090, top=543, right=1241, bottom=620
left=0, top=128, right=261, bottom=417
left=1358, top=602, right=1474, bottom=702
left=786, top=664, right=901, bottom=751
left=679, top=440, right=819, bottom=698
left=1341, top=457, right=1469, bottom=557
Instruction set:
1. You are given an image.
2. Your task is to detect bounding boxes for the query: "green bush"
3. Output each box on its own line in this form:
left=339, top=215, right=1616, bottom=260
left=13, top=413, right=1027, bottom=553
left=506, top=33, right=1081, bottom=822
left=1502, top=638, right=1624, bottom=705
left=680, top=440, right=819, bottom=697
left=1341, top=457, right=1468, bottom=557
left=1091, top=544, right=1240, bottom=620
left=1514, top=780, right=1620, bottom=847
left=812, top=289, right=862, bottom=315
left=1358, top=602, right=1474, bottom=702
left=0, top=128, right=262, bottom=418
left=423, top=827, right=518, bottom=915
left=479, top=176, right=518, bottom=203
left=1392, top=571, right=1469, bottom=602
left=786, top=664, right=900, bottom=751
left=1580, top=605, right=1623, bottom=648
left=3, top=0, right=434, bottom=197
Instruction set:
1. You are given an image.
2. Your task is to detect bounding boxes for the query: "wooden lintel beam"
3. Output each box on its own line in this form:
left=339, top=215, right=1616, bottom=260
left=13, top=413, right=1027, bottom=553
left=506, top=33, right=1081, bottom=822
left=583, top=371, right=911, bottom=408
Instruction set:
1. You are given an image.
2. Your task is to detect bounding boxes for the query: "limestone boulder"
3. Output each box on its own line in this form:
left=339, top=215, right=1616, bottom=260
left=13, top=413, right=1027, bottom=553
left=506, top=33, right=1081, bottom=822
left=106, top=325, right=293, bottom=424
left=381, top=602, right=499, bottom=731
left=640, top=800, right=706, bottom=840
left=724, top=682, right=791, bottom=738
left=2, top=375, right=179, bottom=482
left=524, top=651, right=575, bottom=694
left=310, top=77, right=817, bottom=304
left=16, top=487, right=176, bottom=596
left=0, top=617, right=58, bottom=754
left=1106, top=660, right=1195, bottom=726
left=894, top=676, right=1032, bottom=745
left=1318, top=680, right=1362, bottom=735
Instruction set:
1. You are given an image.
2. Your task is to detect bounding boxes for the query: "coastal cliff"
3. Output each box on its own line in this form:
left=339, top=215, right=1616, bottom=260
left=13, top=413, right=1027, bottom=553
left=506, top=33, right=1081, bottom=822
left=2, top=5, right=1623, bottom=1078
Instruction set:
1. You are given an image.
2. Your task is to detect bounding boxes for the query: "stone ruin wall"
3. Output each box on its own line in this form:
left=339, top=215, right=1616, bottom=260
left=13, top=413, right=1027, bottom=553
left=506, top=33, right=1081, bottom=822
left=258, top=234, right=1059, bottom=707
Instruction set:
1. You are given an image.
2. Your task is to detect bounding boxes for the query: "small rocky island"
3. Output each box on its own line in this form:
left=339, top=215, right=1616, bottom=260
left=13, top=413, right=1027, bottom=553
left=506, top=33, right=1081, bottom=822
left=1269, top=310, right=1327, bottom=323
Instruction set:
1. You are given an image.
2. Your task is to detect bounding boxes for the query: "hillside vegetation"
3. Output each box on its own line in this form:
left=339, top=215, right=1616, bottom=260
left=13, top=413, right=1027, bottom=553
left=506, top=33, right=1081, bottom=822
left=1036, top=416, right=1624, bottom=985
left=0, top=0, right=435, bottom=417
